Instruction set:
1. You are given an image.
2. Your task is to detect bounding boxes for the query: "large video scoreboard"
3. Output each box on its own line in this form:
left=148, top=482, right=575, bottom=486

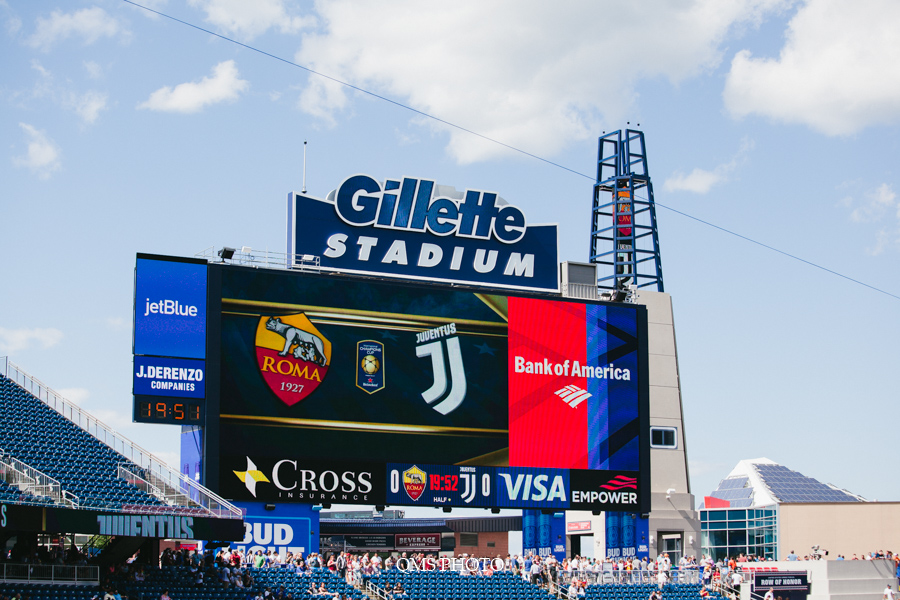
left=133, top=254, right=650, bottom=513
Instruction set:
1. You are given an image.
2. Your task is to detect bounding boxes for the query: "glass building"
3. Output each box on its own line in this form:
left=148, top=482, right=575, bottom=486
left=699, top=458, right=862, bottom=561
left=701, top=506, right=777, bottom=560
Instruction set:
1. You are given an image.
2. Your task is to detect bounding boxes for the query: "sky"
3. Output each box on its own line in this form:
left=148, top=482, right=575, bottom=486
left=2, top=0, right=900, bottom=514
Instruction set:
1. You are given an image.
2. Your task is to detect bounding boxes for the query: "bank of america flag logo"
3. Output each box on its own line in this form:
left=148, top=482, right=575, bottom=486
left=601, top=475, right=638, bottom=491
left=555, top=385, right=591, bottom=408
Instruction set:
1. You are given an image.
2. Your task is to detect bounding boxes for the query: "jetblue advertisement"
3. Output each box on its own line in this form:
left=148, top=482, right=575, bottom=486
left=134, top=255, right=207, bottom=359
left=288, top=175, right=560, bottom=293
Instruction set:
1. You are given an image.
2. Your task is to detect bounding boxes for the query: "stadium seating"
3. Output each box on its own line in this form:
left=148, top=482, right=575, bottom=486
left=369, top=569, right=556, bottom=600
left=0, top=374, right=164, bottom=510
left=0, top=476, right=55, bottom=504
left=579, top=582, right=726, bottom=600
left=0, top=582, right=101, bottom=600
left=114, top=566, right=365, bottom=600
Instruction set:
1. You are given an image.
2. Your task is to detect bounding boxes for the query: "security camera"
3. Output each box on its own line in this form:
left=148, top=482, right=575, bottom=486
left=666, top=488, right=675, bottom=499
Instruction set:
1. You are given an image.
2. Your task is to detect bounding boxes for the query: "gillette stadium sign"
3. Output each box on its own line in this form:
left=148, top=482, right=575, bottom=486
left=287, top=175, right=559, bottom=292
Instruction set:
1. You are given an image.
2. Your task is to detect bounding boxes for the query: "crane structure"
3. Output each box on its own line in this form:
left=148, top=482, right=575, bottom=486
left=589, top=129, right=664, bottom=292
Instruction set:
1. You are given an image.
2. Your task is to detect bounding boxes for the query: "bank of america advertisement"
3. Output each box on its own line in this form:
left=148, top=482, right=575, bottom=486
left=212, top=266, right=648, bottom=511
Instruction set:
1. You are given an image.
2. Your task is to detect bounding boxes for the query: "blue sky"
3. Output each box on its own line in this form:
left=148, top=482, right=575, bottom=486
left=2, top=0, right=899, bottom=508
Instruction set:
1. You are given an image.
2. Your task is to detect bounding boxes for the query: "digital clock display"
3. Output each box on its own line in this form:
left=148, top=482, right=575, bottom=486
left=133, top=396, right=204, bottom=425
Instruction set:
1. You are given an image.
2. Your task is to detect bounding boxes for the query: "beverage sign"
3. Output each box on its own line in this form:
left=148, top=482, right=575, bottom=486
left=287, top=175, right=559, bottom=292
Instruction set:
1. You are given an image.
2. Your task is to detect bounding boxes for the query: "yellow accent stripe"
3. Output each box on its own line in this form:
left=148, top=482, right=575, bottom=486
left=220, top=414, right=507, bottom=438
left=222, top=299, right=508, bottom=333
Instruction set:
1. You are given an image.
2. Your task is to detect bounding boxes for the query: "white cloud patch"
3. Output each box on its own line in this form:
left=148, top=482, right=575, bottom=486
left=105, top=317, right=129, bottom=332
left=12, top=123, right=61, bottom=178
left=57, top=387, right=90, bottom=405
left=0, top=326, right=63, bottom=354
left=295, top=0, right=788, bottom=164
left=68, top=90, right=108, bottom=124
left=724, top=0, right=900, bottom=135
left=27, top=7, right=128, bottom=51
left=188, top=0, right=315, bottom=39
left=84, top=60, right=102, bottom=79
left=6, top=15, right=21, bottom=36
left=839, top=183, right=900, bottom=255
left=664, top=138, right=754, bottom=194
left=845, top=183, right=897, bottom=223
left=137, top=60, right=249, bottom=113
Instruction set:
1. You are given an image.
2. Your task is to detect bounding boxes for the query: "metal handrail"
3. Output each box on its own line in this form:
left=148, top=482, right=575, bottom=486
left=0, top=450, right=74, bottom=507
left=0, top=357, right=241, bottom=519
left=195, top=247, right=321, bottom=272
left=0, top=564, right=99, bottom=583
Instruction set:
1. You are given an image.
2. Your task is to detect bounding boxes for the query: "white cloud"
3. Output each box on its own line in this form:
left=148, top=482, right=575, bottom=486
left=295, top=0, right=788, bottom=164
left=724, top=0, right=900, bottom=135
left=188, top=0, right=314, bottom=39
left=57, top=388, right=90, bottom=406
left=839, top=183, right=900, bottom=255
left=6, top=15, right=20, bottom=36
left=84, top=60, right=102, bottom=79
left=105, top=317, right=129, bottom=332
left=663, top=138, right=754, bottom=194
left=27, top=7, right=127, bottom=51
left=68, top=90, right=108, bottom=124
left=12, top=123, right=61, bottom=178
left=0, top=326, right=63, bottom=354
left=137, top=60, right=249, bottom=113
left=848, top=183, right=896, bottom=223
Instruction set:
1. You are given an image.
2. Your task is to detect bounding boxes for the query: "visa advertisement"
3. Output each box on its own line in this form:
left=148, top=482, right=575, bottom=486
left=211, top=266, right=649, bottom=511
left=287, top=175, right=560, bottom=293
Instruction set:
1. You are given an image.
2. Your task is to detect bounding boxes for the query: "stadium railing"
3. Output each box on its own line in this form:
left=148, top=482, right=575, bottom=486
left=196, top=246, right=320, bottom=272
left=0, top=357, right=241, bottom=519
left=0, top=564, right=99, bottom=584
left=0, top=450, right=76, bottom=507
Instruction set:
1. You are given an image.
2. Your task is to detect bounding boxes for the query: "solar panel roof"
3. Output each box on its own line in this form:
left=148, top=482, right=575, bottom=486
left=755, top=463, right=860, bottom=503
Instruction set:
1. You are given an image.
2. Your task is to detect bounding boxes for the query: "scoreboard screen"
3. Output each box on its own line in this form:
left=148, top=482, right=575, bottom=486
left=207, top=264, right=649, bottom=512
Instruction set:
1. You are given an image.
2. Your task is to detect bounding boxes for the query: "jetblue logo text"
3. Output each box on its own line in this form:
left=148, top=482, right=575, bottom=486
left=143, top=298, right=199, bottom=317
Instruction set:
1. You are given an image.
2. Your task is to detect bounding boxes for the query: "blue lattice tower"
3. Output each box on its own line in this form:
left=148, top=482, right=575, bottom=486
left=590, top=129, right=664, bottom=292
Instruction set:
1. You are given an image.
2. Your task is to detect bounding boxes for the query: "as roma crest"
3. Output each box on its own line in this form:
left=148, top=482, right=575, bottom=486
left=403, top=465, right=426, bottom=501
left=255, top=314, right=331, bottom=406
left=356, top=340, right=384, bottom=394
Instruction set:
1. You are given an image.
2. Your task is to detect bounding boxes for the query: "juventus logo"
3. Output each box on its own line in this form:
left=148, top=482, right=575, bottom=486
left=416, top=336, right=467, bottom=415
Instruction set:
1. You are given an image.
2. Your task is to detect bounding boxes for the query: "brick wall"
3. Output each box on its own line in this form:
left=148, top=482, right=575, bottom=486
left=453, top=531, right=508, bottom=558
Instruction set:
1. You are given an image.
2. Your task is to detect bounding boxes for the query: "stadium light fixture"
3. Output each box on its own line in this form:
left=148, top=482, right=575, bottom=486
left=218, top=247, right=235, bottom=261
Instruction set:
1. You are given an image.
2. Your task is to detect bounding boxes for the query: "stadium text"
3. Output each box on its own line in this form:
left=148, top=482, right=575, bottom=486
left=323, top=236, right=535, bottom=279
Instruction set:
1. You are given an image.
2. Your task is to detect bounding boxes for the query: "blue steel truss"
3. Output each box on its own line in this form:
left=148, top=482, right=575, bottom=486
left=590, top=129, right=664, bottom=291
